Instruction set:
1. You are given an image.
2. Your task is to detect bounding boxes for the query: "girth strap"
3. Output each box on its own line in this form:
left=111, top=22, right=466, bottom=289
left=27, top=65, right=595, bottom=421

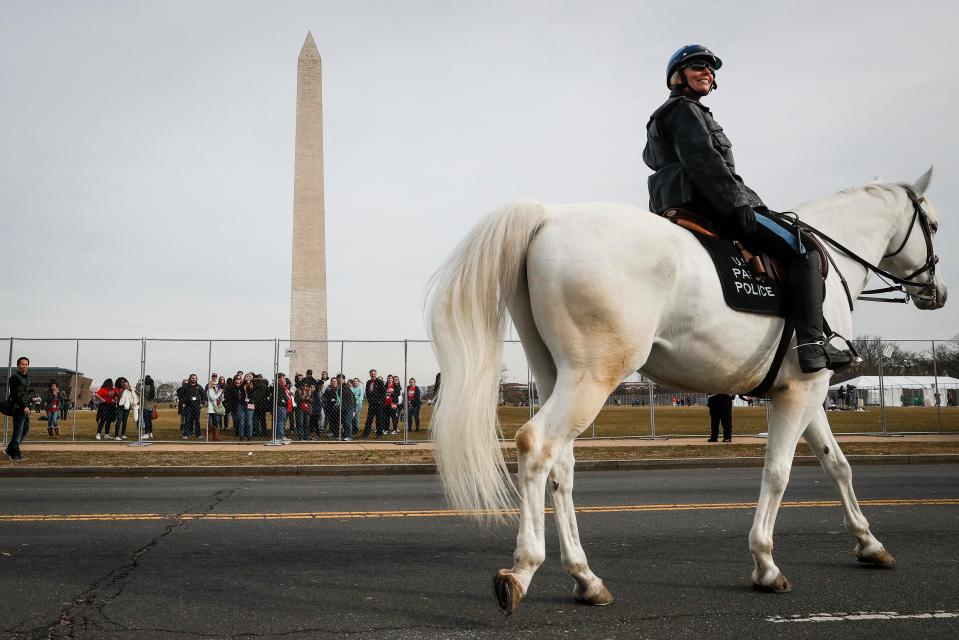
left=744, top=317, right=795, bottom=398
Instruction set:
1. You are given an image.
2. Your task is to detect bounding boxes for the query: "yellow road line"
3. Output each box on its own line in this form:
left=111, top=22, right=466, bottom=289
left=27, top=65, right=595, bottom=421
left=1, top=498, right=956, bottom=522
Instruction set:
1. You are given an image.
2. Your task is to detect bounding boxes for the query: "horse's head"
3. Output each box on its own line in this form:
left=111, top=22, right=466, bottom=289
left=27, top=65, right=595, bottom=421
left=878, top=167, right=947, bottom=310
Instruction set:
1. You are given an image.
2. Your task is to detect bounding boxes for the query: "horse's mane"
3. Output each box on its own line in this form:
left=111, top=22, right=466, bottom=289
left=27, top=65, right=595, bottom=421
left=797, top=182, right=904, bottom=220
left=834, top=182, right=903, bottom=204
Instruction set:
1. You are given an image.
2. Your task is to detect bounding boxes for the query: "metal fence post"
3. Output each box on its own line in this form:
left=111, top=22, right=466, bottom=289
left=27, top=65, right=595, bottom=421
left=527, top=366, right=533, bottom=421
left=398, top=339, right=416, bottom=446
left=932, top=339, right=942, bottom=434
left=130, top=338, right=151, bottom=447
left=339, top=341, right=345, bottom=441
left=878, top=338, right=888, bottom=435
left=207, top=340, right=213, bottom=389
left=265, top=339, right=281, bottom=447
left=648, top=376, right=656, bottom=439
left=72, top=339, right=79, bottom=442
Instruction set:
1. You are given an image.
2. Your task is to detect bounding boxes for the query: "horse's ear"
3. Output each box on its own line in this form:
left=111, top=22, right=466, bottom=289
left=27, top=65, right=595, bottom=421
left=872, top=174, right=883, bottom=183
left=913, top=165, right=934, bottom=195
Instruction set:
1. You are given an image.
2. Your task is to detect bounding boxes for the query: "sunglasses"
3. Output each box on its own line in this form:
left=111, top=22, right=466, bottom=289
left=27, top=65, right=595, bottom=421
left=684, top=61, right=715, bottom=73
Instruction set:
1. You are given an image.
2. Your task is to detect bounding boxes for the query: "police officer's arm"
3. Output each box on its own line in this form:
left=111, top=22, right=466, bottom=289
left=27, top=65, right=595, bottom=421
left=669, top=103, right=750, bottom=218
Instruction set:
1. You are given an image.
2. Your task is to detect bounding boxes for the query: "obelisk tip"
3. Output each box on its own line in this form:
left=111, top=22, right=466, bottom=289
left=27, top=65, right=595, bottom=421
left=299, top=31, right=320, bottom=60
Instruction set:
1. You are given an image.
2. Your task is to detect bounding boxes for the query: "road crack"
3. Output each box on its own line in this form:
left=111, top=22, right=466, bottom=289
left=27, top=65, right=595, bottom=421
left=29, top=486, right=239, bottom=639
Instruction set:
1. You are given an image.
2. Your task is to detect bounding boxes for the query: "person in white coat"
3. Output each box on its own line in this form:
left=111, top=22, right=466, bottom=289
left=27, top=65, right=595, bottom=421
left=207, top=376, right=224, bottom=441
left=115, top=379, right=135, bottom=440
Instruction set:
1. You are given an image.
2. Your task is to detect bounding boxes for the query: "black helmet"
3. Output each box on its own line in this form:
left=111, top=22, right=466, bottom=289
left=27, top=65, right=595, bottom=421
left=666, top=44, right=722, bottom=88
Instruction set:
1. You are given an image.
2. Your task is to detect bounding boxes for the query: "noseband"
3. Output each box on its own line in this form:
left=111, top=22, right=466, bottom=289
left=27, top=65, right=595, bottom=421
left=791, top=185, right=939, bottom=310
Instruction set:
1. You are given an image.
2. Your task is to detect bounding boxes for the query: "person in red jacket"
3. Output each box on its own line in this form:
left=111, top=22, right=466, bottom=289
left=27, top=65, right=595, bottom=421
left=94, top=379, right=116, bottom=440
left=405, top=378, right=422, bottom=432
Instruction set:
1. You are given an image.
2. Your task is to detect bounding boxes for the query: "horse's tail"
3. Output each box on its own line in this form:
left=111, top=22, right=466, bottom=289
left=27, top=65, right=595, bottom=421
left=427, top=200, right=550, bottom=518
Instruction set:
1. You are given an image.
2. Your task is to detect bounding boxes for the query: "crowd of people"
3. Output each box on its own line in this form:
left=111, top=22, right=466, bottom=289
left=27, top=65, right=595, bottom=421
left=89, top=368, right=432, bottom=442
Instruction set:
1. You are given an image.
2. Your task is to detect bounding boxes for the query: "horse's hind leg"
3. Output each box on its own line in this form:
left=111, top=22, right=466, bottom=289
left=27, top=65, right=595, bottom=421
left=803, top=408, right=895, bottom=567
left=549, top=440, right=613, bottom=606
left=494, top=373, right=619, bottom=614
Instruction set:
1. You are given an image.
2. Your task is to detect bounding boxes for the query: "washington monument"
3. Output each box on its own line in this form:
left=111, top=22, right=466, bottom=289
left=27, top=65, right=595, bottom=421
left=290, top=32, right=328, bottom=375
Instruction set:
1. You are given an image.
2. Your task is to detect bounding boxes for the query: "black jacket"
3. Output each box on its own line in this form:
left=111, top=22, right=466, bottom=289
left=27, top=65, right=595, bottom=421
left=322, top=385, right=356, bottom=416
left=8, top=372, right=31, bottom=409
left=251, top=378, right=270, bottom=412
left=178, top=383, right=204, bottom=409
left=707, top=394, right=734, bottom=414
left=365, top=378, right=386, bottom=403
left=222, top=381, right=238, bottom=410
left=643, top=91, right=764, bottom=224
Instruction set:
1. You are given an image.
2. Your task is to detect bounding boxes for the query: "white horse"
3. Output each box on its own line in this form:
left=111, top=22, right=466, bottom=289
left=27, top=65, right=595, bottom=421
left=427, top=169, right=946, bottom=613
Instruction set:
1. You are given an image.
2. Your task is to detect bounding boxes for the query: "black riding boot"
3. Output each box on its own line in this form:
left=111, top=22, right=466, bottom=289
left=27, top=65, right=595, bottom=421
left=788, top=252, right=855, bottom=374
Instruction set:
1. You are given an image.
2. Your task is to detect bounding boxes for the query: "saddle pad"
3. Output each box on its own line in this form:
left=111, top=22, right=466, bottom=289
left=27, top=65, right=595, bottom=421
left=694, top=233, right=787, bottom=316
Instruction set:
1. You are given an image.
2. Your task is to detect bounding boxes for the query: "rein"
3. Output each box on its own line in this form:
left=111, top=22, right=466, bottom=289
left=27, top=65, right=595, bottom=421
left=784, top=185, right=938, bottom=311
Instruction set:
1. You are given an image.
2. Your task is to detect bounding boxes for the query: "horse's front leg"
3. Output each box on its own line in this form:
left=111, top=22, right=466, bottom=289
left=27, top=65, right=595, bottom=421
left=803, top=408, right=896, bottom=567
left=548, top=440, right=613, bottom=606
left=749, top=382, right=825, bottom=593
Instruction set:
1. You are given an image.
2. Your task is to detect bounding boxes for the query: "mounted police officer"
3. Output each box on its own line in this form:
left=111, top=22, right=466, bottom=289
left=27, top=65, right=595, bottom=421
left=643, top=44, right=854, bottom=374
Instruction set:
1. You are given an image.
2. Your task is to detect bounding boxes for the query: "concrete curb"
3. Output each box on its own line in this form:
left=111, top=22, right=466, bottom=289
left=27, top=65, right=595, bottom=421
left=0, top=454, right=956, bottom=478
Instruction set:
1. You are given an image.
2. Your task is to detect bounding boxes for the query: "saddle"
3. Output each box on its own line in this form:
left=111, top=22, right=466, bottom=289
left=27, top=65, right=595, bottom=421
left=660, top=207, right=829, bottom=398
left=662, top=207, right=829, bottom=283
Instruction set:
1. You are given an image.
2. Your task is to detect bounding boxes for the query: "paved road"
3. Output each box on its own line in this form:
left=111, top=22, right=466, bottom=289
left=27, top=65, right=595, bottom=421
left=1, top=465, right=957, bottom=639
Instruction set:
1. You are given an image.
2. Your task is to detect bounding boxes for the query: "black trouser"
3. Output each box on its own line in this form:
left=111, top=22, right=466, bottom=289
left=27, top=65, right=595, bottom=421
left=96, top=403, right=115, bottom=434
left=710, top=409, right=732, bottom=441
left=182, top=404, right=201, bottom=437
left=115, top=407, right=130, bottom=437
left=363, top=403, right=384, bottom=437
left=325, top=410, right=340, bottom=436
left=408, top=406, right=421, bottom=430
left=5, top=411, right=29, bottom=458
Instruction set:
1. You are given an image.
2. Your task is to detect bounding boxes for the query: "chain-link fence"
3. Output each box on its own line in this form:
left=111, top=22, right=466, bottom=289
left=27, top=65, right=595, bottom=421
left=2, top=337, right=957, bottom=445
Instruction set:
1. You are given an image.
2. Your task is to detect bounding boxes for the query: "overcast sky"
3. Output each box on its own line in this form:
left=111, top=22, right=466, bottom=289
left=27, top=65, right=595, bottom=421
left=2, top=0, right=957, bottom=351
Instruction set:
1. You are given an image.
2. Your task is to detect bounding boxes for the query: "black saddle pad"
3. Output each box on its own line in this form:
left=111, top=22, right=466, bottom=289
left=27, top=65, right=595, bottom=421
left=694, top=234, right=787, bottom=316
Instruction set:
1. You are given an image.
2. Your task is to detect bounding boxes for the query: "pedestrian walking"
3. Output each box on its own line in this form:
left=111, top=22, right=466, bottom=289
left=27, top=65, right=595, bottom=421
left=4, top=357, right=32, bottom=460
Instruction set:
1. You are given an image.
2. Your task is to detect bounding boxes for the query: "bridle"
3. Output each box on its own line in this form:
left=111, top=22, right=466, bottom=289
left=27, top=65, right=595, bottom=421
left=789, top=184, right=939, bottom=310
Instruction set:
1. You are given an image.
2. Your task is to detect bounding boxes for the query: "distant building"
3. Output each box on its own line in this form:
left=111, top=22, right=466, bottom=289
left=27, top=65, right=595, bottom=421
left=0, top=367, right=92, bottom=407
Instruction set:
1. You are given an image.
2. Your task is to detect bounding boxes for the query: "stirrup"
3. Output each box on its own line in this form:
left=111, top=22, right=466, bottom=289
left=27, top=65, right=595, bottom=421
left=826, top=331, right=864, bottom=368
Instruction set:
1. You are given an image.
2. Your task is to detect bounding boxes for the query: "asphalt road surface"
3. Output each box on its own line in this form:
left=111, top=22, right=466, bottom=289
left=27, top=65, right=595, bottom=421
left=1, top=465, right=957, bottom=639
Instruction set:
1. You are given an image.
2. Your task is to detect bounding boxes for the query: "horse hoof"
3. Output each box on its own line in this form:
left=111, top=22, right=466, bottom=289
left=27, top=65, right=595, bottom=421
left=752, top=573, right=791, bottom=593
left=574, top=581, right=614, bottom=606
left=857, top=548, right=896, bottom=568
left=493, top=570, right=524, bottom=615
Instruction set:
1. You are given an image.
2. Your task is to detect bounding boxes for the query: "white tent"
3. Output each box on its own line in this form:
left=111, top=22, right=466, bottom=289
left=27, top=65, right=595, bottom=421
left=829, top=376, right=959, bottom=407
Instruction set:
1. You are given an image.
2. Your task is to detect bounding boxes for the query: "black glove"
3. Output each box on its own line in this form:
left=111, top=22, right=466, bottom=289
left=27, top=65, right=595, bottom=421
left=730, top=205, right=757, bottom=235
